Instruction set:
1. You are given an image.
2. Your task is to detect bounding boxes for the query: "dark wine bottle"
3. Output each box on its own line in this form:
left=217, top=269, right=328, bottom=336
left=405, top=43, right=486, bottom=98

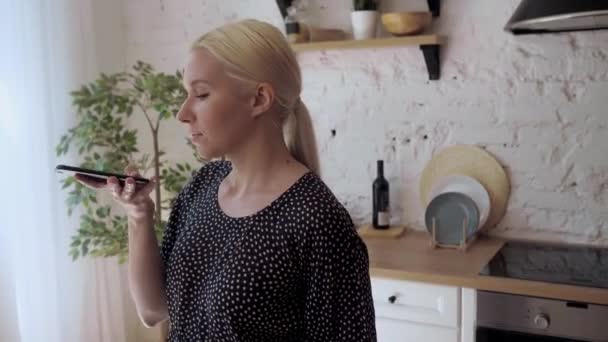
left=372, top=160, right=390, bottom=229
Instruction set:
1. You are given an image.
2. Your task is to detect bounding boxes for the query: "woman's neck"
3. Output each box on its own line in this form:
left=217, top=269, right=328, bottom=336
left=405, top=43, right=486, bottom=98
left=223, top=124, right=302, bottom=196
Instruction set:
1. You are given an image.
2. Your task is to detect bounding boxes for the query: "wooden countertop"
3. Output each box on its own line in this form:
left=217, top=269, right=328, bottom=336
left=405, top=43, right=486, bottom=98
left=363, top=230, right=608, bottom=305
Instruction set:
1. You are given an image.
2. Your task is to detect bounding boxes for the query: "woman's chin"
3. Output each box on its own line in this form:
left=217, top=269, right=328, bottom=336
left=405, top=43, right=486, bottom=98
left=195, top=145, right=222, bottom=161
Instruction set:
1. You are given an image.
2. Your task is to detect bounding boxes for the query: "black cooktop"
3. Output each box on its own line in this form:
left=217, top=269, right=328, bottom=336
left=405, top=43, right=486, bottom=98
left=479, top=241, right=608, bottom=289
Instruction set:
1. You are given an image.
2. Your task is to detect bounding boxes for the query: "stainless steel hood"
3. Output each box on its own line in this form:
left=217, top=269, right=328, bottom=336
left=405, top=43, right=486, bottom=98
left=505, top=0, right=608, bottom=35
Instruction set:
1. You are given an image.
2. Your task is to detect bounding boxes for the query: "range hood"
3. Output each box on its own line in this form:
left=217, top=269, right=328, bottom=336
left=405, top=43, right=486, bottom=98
left=505, top=0, right=608, bottom=35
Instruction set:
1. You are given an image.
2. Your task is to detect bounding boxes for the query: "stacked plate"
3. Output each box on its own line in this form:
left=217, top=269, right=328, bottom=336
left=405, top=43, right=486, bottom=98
left=424, top=175, right=491, bottom=246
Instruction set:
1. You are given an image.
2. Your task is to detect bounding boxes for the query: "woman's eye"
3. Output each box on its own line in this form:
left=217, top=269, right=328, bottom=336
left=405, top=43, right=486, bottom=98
left=196, top=94, right=209, bottom=100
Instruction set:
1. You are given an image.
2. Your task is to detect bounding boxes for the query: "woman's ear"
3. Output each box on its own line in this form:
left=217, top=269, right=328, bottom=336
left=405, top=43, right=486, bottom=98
left=250, top=83, right=274, bottom=118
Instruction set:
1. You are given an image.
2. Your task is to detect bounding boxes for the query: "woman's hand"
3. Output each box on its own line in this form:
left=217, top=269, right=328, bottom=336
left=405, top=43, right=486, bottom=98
left=74, top=165, right=158, bottom=222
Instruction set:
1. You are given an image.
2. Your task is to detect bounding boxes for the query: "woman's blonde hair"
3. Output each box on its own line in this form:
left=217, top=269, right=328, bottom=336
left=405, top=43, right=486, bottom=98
left=191, top=19, right=320, bottom=175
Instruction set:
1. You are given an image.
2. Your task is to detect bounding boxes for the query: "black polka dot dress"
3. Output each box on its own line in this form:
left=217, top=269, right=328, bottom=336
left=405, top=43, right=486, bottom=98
left=160, top=160, right=376, bottom=341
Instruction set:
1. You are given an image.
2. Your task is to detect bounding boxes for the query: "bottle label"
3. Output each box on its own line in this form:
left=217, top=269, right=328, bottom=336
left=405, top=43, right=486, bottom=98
left=378, top=211, right=390, bottom=226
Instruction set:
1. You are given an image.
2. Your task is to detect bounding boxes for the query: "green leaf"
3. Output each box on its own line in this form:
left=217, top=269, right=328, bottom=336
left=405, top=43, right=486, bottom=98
left=90, top=250, right=104, bottom=257
left=81, top=239, right=90, bottom=256
left=70, top=249, right=79, bottom=261
left=66, top=194, right=80, bottom=208
left=62, top=177, right=75, bottom=189
left=96, top=207, right=107, bottom=218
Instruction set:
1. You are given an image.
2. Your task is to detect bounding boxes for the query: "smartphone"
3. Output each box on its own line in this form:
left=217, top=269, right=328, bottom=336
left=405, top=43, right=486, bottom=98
left=55, top=164, right=150, bottom=186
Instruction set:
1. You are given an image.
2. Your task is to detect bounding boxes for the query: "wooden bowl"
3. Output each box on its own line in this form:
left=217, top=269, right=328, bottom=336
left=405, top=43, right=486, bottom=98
left=381, top=12, right=432, bottom=36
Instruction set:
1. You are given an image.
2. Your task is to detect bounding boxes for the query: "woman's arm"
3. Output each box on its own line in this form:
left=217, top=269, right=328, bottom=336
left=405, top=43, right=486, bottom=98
left=128, top=210, right=168, bottom=327
left=301, top=208, right=377, bottom=341
left=74, top=166, right=169, bottom=327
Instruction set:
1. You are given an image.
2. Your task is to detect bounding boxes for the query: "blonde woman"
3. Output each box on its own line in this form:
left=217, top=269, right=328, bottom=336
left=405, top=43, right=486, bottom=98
left=76, top=19, right=376, bottom=341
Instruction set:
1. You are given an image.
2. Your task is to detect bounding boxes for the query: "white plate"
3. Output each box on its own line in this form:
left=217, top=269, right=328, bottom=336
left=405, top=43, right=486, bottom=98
left=428, top=175, right=491, bottom=229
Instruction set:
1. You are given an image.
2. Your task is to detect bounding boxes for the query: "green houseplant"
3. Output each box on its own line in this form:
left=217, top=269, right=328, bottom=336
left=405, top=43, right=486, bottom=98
left=354, top=0, right=378, bottom=11
left=56, top=61, right=205, bottom=263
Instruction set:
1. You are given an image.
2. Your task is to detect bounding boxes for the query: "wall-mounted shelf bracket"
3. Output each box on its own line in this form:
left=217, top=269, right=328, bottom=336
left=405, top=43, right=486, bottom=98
left=420, top=44, right=440, bottom=80
left=427, top=0, right=440, bottom=17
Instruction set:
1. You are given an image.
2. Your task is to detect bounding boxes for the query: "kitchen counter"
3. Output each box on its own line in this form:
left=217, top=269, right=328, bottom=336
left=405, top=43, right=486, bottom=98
left=363, top=230, right=608, bottom=305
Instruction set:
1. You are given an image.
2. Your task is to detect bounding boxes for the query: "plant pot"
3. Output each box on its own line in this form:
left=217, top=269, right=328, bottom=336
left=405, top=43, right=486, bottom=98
left=351, top=10, right=378, bottom=40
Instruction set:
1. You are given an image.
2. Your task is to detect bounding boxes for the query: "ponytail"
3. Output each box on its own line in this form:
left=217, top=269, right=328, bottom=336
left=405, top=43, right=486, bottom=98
left=284, top=99, right=320, bottom=175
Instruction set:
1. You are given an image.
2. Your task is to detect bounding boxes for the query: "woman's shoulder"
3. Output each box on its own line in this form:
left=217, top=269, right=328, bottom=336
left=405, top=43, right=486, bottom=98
left=286, top=173, right=366, bottom=255
left=175, top=159, right=230, bottom=202
left=195, top=159, right=231, bottom=178
left=192, top=159, right=230, bottom=182
left=287, top=172, right=355, bottom=231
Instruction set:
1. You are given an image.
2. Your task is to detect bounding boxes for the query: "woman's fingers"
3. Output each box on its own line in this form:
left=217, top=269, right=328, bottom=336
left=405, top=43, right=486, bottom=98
left=129, top=176, right=158, bottom=200
left=138, top=176, right=158, bottom=197
left=122, top=178, right=136, bottom=201
left=108, top=176, right=123, bottom=199
left=115, top=176, right=157, bottom=203
left=122, top=164, right=146, bottom=202
left=125, top=164, right=141, bottom=177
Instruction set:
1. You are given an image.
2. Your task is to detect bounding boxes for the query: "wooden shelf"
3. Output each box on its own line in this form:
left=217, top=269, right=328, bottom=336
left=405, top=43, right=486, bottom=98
left=291, top=35, right=442, bottom=80
left=291, top=34, right=441, bottom=52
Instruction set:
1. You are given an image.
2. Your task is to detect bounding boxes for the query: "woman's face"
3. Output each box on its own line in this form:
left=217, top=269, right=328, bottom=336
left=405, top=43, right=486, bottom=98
left=177, top=48, right=256, bottom=159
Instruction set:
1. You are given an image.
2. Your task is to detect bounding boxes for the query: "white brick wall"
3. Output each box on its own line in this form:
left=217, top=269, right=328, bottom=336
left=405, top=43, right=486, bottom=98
left=123, top=0, right=608, bottom=246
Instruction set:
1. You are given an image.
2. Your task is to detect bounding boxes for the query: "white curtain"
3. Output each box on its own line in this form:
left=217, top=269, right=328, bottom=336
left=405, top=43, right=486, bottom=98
left=0, top=1, right=144, bottom=341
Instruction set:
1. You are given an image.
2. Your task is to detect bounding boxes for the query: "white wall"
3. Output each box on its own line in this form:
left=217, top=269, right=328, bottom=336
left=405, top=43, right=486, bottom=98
left=122, top=0, right=608, bottom=246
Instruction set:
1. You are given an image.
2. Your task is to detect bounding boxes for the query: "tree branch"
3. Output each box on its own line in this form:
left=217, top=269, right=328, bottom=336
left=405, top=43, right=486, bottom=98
left=140, top=105, right=156, bottom=134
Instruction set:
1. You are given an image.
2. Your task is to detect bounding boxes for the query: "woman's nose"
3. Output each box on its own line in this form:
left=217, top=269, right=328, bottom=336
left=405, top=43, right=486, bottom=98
left=176, top=100, right=192, bottom=123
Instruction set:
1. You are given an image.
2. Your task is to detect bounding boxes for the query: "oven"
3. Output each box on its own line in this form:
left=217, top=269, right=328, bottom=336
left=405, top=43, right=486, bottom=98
left=475, top=240, right=608, bottom=341
left=476, top=290, right=608, bottom=342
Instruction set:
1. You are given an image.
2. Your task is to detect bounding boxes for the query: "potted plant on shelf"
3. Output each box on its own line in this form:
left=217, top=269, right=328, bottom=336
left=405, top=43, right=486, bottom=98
left=56, top=61, right=205, bottom=265
left=351, top=0, right=380, bottom=40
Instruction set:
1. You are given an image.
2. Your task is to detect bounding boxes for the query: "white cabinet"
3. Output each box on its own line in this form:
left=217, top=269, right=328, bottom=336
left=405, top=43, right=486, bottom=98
left=372, top=277, right=460, bottom=328
left=376, top=318, right=460, bottom=342
left=371, top=277, right=465, bottom=342
left=460, top=288, right=477, bottom=342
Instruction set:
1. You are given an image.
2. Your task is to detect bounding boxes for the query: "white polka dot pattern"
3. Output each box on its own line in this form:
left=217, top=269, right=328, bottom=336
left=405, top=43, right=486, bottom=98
left=160, top=161, right=377, bottom=341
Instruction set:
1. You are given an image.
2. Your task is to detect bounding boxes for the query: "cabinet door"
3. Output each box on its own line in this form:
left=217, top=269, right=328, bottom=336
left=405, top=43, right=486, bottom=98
left=376, top=317, right=459, bottom=342
left=371, top=277, right=460, bottom=328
